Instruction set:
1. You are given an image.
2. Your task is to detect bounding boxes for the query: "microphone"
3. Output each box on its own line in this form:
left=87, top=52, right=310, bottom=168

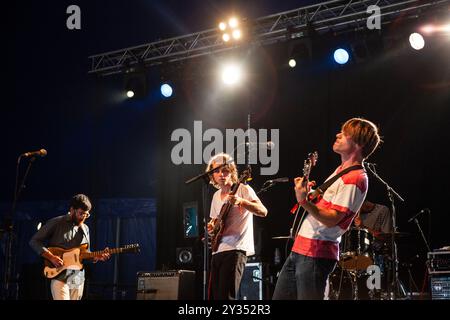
left=407, top=208, right=430, bottom=223
left=21, top=149, right=47, bottom=158
left=265, top=177, right=289, bottom=184
left=246, top=141, right=275, bottom=150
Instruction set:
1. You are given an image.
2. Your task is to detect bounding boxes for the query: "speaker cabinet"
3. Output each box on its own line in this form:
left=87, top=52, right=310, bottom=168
left=136, top=270, right=195, bottom=300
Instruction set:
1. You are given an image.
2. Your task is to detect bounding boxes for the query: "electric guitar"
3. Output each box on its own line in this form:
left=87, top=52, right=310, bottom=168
left=291, top=151, right=319, bottom=213
left=43, top=243, right=140, bottom=278
left=210, top=168, right=251, bottom=253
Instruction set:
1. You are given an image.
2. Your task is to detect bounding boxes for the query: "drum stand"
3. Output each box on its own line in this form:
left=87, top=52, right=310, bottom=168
left=349, top=271, right=359, bottom=300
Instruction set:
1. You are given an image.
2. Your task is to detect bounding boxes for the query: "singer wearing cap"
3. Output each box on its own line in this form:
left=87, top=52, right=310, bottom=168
left=206, top=153, right=268, bottom=300
left=273, top=118, right=381, bottom=300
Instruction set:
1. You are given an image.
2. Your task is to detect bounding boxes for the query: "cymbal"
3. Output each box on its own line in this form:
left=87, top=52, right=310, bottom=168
left=272, top=235, right=292, bottom=240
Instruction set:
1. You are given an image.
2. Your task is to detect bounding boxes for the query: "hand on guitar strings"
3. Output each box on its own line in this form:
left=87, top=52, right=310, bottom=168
left=93, top=248, right=111, bottom=262
left=294, top=177, right=316, bottom=203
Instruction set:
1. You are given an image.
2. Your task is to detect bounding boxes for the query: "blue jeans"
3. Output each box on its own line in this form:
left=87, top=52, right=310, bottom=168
left=272, top=252, right=336, bottom=300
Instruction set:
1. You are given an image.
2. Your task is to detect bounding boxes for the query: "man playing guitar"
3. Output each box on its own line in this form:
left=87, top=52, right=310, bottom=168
left=206, top=153, right=268, bottom=300
left=273, top=118, right=381, bottom=300
left=29, top=194, right=110, bottom=300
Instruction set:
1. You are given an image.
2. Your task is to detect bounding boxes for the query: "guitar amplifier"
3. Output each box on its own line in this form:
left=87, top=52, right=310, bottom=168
left=136, top=270, right=195, bottom=300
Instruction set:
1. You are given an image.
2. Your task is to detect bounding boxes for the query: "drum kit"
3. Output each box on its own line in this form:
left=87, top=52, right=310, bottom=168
left=326, top=227, right=411, bottom=300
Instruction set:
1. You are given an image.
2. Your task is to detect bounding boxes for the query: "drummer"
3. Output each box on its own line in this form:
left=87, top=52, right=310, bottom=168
left=354, top=200, right=392, bottom=237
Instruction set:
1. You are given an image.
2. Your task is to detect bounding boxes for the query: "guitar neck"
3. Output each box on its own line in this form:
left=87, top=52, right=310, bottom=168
left=80, top=248, right=123, bottom=260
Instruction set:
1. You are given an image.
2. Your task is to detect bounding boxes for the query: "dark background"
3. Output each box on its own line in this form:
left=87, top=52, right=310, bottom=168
left=2, top=0, right=450, bottom=300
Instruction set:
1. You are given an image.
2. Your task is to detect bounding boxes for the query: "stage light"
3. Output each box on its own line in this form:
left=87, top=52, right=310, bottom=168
left=409, top=32, right=425, bottom=50
left=219, top=22, right=226, bottom=31
left=232, top=29, right=241, bottom=40
left=37, top=222, right=42, bottom=231
left=229, top=17, right=238, bottom=28
left=221, top=64, right=242, bottom=86
left=334, top=48, right=349, bottom=65
left=288, top=59, right=296, bottom=68
left=219, top=16, right=242, bottom=43
left=222, top=33, right=230, bottom=42
left=124, top=69, right=147, bottom=99
left=160, top=83, right=173, bottom=98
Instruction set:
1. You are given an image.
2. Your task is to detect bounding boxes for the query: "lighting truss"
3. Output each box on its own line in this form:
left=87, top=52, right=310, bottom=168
left=88, top=0, right=449, bottom=76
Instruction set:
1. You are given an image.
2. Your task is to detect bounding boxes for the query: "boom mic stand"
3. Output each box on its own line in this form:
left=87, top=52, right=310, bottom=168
left=2, top=155, right=37, bottom=300
left=185, top=161, right=233, bottom=300
left=365, top=162, right=406, bottom=300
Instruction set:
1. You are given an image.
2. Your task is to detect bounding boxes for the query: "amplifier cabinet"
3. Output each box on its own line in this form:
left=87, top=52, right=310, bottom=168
left=136, top=270, right=195, bottom=300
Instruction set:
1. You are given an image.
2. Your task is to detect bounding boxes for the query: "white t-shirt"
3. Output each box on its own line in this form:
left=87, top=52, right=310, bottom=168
left=209, top=184, right=260, bottom=256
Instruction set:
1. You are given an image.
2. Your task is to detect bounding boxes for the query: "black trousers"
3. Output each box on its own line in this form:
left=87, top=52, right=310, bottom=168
left=209, top=250, right=247, bottom=300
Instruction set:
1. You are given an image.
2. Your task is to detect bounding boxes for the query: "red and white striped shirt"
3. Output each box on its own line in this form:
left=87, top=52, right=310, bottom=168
left=292, top=166, right=368, bottom=260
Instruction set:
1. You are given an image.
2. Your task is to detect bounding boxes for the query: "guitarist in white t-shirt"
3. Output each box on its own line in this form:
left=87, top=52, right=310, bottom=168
left=206, top=153, right=268, bottom=300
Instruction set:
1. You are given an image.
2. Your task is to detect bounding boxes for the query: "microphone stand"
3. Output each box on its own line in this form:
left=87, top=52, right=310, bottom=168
left=412, top=217, right=432, bottom=253
left=2, top=155, right=36, bottom=300
left=365, top=162, right=405, bottom=300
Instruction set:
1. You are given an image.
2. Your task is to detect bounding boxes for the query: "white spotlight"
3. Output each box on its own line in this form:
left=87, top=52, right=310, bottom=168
left=229, top=17, right=238, bottom=28
left=219, top=22, right=226, bottom=31
left=221, top=64, right=242, bottom=86
left=37, top=222, right=42, bottom=230
left=126, top=90, right=135, bottom=98
left=232, top=29, right=241, bottom=40
left=288, top=59, right=297, bottom=68
left=409, top=32, right=425, bottom=50
left=222, top=33, right=230, bottom=42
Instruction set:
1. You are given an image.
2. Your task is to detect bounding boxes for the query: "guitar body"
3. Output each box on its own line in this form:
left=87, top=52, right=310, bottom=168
left=43, top=244, right=88, bottom=279
left=211, top=202, right=232, bottom=252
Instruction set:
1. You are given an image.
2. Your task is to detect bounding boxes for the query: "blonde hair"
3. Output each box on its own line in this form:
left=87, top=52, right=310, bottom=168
left=205, top=153, right=238, bottom=189
left=342, top=118, right=382, bottom=159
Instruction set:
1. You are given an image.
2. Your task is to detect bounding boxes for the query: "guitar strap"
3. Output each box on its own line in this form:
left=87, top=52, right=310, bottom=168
left=314, top=164, right=364, bottom=198
left=291, top=164, right=364, bottom=213
left=290, top=164, right=365, bottom=237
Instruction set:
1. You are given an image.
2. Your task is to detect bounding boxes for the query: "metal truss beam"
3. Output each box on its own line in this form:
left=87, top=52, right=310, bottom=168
left=88, top=0, right=449, bottom=76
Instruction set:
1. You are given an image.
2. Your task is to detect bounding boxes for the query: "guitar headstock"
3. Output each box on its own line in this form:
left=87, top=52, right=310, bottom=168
left=239, top=167, right=252, bottom=183
left=122, top=243, right=140, bottom=254
left=303, top=151, right=318, bottom=180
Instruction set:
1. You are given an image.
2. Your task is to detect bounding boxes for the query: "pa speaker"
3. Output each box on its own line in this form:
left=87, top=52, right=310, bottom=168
left=136, top=270, right=195, bottom=300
